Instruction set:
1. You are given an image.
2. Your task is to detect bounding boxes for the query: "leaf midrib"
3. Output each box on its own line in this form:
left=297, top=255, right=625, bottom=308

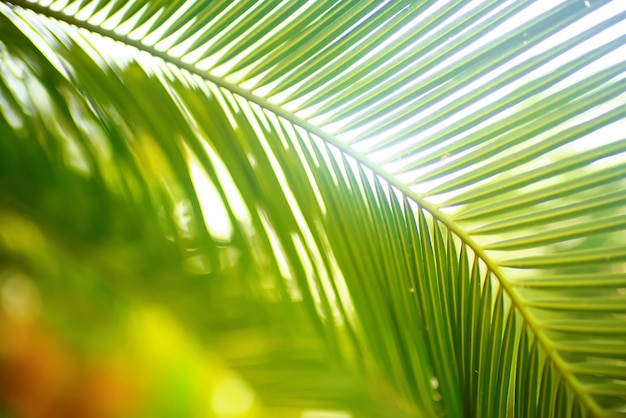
left=3, top=0, right=598, bottom=413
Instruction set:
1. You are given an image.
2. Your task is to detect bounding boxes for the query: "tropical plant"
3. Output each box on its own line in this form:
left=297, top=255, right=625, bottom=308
left=0, top=0, right=625, bottom=417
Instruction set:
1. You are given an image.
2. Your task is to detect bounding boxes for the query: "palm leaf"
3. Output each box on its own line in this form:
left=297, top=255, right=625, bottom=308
left=1, top=0, right=625, bottom=417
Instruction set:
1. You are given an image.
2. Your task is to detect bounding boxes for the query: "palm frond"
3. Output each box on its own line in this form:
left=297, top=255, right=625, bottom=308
left=1, top=0, right=626, bottom=417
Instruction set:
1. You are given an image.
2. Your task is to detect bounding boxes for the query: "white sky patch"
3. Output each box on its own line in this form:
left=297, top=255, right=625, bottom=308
left=189, top=162, right=233, bottom=241
left=258, top=207, right=294, bottom=282
left=203, top=141, right=253, bottom=228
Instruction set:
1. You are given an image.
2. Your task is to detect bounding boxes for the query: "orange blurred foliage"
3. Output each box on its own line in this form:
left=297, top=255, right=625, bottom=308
left=0, top=314, right=144, bottom=418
